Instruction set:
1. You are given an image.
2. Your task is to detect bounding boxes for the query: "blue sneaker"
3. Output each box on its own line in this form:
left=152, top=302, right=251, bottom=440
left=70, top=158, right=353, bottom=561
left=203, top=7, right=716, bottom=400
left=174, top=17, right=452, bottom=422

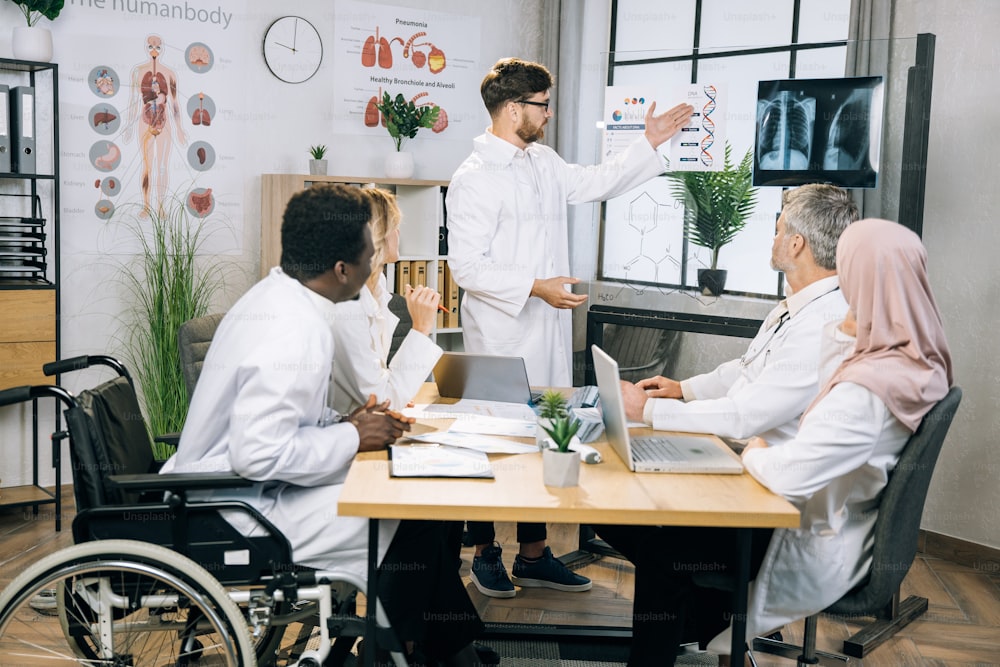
left=511, top=547, right=592, bottom=592
left=471, top=543, right=516, bottom=598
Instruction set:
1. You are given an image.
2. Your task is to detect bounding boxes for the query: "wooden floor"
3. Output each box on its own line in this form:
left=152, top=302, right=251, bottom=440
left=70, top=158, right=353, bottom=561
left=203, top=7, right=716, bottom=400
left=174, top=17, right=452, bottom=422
left=2, top=492, right=999, bottom=665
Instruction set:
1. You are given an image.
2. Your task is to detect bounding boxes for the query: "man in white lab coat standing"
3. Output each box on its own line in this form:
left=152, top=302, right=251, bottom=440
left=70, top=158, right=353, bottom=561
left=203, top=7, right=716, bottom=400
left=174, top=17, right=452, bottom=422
left=165, top=185, right=487, bottom=666
left=445, top=57, right=693, bottom=599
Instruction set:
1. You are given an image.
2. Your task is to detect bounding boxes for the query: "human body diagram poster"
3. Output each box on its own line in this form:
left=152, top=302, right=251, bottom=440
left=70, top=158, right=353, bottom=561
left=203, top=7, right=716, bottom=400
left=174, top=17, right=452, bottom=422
left=332, top=0, right=482, bottom=145
left=57, top=1, right=244, bottom=255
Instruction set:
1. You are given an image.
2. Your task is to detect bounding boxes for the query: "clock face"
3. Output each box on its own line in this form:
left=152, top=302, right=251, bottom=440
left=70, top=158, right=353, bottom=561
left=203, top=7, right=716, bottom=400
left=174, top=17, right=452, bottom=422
left=263, top=16, right=323, bottom=84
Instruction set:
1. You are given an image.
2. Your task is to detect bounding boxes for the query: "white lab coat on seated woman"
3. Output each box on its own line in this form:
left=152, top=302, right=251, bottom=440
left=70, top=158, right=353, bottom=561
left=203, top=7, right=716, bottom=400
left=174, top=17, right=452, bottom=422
left=331, top=273, right=442, bottom=414
left=161, top=267, right=398, bottom=578
left=710, top=218, right=953, bottom=653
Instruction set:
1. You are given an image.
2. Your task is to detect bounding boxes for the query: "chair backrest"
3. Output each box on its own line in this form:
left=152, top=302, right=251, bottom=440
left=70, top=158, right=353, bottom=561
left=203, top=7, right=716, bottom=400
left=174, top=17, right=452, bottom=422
left=68, top=376, right=156, bottom=510
left=829, top=386, right=962, bottom=615
left=601, top=324, right=675, bottom=383
left=178, top=313, right=225, bottom=399
left=387, top=293, right=412, bottom=363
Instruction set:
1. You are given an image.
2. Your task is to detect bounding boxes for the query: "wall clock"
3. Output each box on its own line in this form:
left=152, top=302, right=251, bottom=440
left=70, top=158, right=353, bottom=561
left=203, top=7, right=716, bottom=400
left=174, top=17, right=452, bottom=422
left=262, top=16, right=323, bottom=84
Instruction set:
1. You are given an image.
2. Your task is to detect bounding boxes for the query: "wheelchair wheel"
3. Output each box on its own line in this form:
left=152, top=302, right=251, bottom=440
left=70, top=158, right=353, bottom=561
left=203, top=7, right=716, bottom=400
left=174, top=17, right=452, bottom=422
left=0, top=539, right=256, bottom=666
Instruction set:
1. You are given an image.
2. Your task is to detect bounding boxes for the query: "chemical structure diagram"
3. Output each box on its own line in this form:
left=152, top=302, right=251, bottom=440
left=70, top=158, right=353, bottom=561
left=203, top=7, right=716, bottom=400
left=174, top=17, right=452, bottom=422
left=596, top=189, right=720, bottom=307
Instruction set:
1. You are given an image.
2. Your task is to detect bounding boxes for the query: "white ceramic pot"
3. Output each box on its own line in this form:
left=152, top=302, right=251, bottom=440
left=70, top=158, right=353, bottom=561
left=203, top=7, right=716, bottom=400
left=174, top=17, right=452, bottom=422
left=308, top=159, right=328, bottom=176
left=542, top=440, right=581, bottom=487
left=384, top=151, right=414, bottom=179
left=12, top=26, right=53, bottom=63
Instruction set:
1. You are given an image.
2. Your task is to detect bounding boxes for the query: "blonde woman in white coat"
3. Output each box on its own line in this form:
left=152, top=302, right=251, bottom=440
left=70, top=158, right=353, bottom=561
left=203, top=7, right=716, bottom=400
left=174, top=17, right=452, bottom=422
left=597, top=218, right=953, bottom=666
left=332, top=186, right=443, bottom=415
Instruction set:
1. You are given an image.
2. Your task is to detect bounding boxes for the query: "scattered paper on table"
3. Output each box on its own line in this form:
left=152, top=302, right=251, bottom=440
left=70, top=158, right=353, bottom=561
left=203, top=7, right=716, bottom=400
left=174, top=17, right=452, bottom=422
left=448, top=415, right=536, bottom=438
left=389, top=444, right=494, bottom=478
left=406, top=432, right=537, bottom=455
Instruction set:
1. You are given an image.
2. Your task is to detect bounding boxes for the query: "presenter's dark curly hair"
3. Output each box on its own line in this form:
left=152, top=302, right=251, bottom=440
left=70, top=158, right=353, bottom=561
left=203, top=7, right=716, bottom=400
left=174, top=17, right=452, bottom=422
left=281, top=184, right=372, bottom=281
left=481, top=57, right=553, bottom=117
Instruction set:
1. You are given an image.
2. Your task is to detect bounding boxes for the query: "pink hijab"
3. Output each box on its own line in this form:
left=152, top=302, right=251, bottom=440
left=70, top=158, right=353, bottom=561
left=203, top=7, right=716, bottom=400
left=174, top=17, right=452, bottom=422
left=805, top=218, right=952, bottom=432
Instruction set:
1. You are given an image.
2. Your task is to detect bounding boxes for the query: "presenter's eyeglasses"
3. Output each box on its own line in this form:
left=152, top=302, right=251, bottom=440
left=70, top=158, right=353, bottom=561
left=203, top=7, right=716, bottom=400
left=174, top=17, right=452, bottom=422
left=516, top=99, right=550, bottom=112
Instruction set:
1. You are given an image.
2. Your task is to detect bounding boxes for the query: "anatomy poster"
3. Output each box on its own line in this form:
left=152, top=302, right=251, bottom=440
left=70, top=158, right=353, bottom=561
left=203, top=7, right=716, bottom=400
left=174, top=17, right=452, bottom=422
left=56, top=1, right=245, bottom=253
left=331, top=0, right=482, bottom=144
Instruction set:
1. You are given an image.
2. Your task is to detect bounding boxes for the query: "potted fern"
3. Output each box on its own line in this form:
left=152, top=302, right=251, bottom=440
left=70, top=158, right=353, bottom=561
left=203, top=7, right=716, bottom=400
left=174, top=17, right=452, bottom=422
left=666, top=142, right=758, bottom=296
left=374, top=91, right=440, bottom=179
left=537, top=390, right=582, bottom=487
left=308, top=144, right=328, bottom=176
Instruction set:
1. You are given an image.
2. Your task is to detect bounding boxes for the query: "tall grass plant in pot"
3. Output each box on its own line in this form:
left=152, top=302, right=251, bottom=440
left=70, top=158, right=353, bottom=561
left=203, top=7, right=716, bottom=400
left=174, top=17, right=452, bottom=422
left=112, top=197, right=228, bottom=459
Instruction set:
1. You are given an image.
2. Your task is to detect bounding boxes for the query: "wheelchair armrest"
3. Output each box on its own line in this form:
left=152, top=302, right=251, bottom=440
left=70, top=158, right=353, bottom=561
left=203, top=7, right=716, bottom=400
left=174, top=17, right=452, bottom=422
left=108, top=471, right=253, bottom=493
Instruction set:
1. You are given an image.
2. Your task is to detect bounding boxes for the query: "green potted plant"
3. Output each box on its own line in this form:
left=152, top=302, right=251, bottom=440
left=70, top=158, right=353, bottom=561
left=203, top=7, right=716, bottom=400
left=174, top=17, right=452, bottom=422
left=308, top=144, right=328, bottom=176
left=537, top=390, right=583, bottom=487
left=374, top=91, right=440, bottom=179
left=8, top=0, right=63, bottom=62
left=665, top=142, right=758, bottom=296
left=112, top=196, right=229, bottom=460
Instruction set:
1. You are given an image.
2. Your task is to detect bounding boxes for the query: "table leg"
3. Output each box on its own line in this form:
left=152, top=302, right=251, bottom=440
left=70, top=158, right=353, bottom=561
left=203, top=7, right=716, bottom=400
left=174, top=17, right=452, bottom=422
left=731, top=527, right=751, bottom=665
left=364, top=518, right=379, bottom=667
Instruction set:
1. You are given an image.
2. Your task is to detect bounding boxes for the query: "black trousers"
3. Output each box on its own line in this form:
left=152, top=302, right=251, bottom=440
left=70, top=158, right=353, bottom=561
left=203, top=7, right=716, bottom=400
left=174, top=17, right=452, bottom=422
left=466, top=520, right=546, bottom=545
left=377, top=520, right=484, bottom=660
left=594, top=524, right=773, bottom=667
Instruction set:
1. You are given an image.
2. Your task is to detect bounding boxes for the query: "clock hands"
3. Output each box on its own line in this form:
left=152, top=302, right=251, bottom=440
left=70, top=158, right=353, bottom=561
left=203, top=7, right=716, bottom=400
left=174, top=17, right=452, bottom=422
left=292, top=17, right=299, bottom=51
left=273, top=41, right=295, bottom=52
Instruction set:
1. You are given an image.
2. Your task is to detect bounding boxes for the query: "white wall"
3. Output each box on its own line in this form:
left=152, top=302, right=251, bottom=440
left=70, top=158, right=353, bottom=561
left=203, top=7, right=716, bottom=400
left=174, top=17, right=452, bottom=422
left=0, top=0, right=545, bottom=488
left=891, top=0, right=1000, bottom=551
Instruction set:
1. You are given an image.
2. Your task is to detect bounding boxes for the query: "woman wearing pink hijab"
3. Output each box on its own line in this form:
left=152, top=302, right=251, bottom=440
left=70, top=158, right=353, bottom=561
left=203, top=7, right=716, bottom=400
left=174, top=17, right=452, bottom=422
left=707, top=217, right=954, bottom=657
left=598, top=218, right=953, bottom=666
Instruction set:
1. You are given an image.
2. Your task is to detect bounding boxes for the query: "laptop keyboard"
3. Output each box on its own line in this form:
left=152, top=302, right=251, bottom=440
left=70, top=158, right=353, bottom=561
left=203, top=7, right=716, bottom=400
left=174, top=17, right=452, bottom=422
left=632, top=436, right=689, bottom=463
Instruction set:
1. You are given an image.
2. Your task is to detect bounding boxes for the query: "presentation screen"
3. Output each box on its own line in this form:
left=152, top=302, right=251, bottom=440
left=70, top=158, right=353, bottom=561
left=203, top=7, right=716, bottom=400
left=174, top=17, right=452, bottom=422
left=753, top=75, right=884, bottom=189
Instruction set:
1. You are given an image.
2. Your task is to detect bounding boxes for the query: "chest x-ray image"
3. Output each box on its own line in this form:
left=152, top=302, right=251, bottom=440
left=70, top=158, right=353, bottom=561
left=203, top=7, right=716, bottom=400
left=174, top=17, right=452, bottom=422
left=754, top=76, right=884, bottom=188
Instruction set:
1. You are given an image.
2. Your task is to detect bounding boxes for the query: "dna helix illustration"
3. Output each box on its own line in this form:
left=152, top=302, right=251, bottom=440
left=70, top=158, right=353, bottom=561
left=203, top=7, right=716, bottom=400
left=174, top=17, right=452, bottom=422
left=700, top=84, right=717, bottom=167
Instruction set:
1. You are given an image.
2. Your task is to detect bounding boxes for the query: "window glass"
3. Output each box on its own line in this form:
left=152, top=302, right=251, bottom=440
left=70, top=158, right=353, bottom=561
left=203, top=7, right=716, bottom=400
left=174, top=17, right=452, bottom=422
left=793, top=45, right=849, bottom=79
left=699, top=0, right=794, bottom=49
left=797, top=0, right=851, bottom=43
left=613, top=0, right=698, bottom=59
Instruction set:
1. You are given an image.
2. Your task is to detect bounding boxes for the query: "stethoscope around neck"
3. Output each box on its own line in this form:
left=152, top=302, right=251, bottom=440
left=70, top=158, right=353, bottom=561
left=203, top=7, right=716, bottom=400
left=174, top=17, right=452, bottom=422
left=740, top=311, right=790, bottom=367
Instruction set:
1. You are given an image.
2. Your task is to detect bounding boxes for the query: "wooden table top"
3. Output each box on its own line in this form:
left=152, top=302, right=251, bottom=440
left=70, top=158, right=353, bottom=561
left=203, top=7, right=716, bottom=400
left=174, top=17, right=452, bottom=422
left=338, top=385, right=799, bottom=530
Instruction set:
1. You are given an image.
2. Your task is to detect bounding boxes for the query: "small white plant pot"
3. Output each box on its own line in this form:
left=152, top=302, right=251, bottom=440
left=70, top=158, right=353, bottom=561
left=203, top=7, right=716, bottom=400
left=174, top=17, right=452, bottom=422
left=12, top=26, right=53, bottom=63
left=308, top=159, right=328, bottom=175
left=385, top=150, right=414, bottom=179
left=542, top=439, right=581, bottom=487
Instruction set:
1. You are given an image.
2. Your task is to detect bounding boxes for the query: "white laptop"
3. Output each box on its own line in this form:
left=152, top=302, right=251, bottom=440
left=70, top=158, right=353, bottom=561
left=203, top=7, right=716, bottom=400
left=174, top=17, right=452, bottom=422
left=591, top=344, right=744, bottom=474
left=433, top=352, right=542, bottom=405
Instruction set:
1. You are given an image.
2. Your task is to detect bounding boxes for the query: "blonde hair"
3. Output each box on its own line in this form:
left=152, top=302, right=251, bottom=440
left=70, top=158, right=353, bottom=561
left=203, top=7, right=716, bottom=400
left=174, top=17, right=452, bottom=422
left=362, top=186, right=401, bottom=296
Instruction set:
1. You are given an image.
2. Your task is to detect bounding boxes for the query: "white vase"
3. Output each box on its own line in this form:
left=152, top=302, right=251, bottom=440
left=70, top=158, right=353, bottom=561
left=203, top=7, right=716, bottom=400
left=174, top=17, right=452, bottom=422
left=308, top=159, right=328, bottom=176
left=12, top=26, right=53, bottom=63
left=384, top=151, right=414, bottom=179
left=542, top=439, right=581, bottom=487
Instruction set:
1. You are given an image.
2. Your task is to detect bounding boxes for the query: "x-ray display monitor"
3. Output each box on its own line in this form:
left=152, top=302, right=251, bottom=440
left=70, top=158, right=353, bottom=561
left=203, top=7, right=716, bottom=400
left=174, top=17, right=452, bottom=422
left=754, top=76, right=884, bottom=188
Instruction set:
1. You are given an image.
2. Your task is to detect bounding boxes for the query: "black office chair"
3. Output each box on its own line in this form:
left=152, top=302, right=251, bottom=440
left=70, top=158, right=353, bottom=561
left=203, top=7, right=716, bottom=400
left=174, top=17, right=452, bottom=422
left=752, top=386, right=963, bottom=666
left=386, top=292, right=412, bottom=363
left=178, top=312, right=226, bottom=399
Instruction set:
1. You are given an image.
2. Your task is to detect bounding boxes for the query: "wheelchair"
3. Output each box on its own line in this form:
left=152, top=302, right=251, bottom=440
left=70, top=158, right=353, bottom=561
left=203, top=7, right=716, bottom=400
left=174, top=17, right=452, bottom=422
left=0, top=355, right=407, bottom=666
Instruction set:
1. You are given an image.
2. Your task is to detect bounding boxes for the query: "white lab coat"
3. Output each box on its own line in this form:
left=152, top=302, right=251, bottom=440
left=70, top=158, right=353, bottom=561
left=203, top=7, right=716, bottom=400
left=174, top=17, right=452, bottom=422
left=446, top=132, right=664, bottom=386
left=331, top=274, right=443, bottom=414
left=644, top=276, right=847, bottom=447
left=707, top=325, right=910, bottom=653
left=161, top=267, right=398, bottom=577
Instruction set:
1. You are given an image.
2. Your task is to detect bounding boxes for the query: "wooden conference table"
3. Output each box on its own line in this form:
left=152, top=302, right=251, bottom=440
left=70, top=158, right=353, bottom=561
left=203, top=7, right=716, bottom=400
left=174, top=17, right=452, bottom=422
left=338, top=385, right=799, bottom=666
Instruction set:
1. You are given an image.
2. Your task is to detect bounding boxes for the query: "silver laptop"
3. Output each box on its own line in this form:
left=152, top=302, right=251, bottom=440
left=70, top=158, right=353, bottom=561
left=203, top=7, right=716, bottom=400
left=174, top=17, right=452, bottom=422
left=433, top=352, right=541, bottom=404
left=592, top=344, right=744, bottom=474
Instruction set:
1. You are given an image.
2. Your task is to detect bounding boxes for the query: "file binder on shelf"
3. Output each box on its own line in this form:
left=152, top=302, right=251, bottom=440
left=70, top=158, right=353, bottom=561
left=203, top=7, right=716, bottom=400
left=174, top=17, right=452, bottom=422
left=0, top=84, right=10, bottom=173
left=10, top=86, right=36, bottom=174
